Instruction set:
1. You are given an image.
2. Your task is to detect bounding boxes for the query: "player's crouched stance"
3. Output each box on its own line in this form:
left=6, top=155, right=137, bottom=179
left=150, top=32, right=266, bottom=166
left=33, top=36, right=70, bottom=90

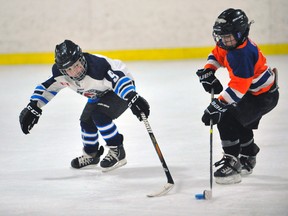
left=19, top=40, right=150, bottom=172
left=196, top=9, right=279, bottom=184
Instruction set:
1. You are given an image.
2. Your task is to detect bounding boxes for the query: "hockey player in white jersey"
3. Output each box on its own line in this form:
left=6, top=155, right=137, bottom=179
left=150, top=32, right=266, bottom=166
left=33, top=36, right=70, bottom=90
left=19, top=40, right=150, bottom=172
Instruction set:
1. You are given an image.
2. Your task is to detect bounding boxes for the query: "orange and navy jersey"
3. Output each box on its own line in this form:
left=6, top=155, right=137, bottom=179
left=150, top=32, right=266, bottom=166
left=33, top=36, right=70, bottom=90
left=204, top=38, right=275, bottom=104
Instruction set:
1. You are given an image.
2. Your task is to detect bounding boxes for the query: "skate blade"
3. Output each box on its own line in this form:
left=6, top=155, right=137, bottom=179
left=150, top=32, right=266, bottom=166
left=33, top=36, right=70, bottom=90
left=101, top=159, right=127, bottom=173
left=215, top=174, right=242, bottom=184
left=240, top=169, right=253, bottom=176
left=147, top=183, right=174, bottom=198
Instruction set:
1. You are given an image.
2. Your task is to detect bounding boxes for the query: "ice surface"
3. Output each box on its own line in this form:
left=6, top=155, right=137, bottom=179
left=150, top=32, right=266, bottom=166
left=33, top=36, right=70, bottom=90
left=0, top=56, right=287, bottom=216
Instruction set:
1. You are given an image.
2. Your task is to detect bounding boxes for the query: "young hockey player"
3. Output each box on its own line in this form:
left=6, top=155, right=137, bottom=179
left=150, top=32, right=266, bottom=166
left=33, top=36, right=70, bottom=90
left=19, top=40, right=150, bottom=172
left=196, top=8, right=279, bottom=184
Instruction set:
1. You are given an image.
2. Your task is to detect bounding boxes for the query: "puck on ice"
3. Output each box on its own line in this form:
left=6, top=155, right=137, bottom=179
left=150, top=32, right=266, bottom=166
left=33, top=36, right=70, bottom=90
left=195, top=194, right=205, bottom=200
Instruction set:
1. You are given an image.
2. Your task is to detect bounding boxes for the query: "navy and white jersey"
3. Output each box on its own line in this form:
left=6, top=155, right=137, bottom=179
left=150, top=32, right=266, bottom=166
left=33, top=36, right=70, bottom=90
left=30, top=53, right=135, bottom=108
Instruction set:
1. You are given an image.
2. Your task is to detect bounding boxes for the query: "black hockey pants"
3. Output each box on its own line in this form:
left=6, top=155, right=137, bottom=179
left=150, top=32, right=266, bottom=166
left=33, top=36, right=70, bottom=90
left=217, top=83, right=279, bottom=155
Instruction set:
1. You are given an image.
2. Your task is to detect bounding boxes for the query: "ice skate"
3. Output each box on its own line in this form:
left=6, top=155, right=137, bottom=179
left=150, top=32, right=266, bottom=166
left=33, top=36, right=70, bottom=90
left=240, top=142, right=259, bottom=175
left=214, top=154, right=241, bottom=184
left=240, top=155, right=257, bottom=175
left=100, top=145, right=127, bottom=172
left=71, top=146, right=104, bottom=169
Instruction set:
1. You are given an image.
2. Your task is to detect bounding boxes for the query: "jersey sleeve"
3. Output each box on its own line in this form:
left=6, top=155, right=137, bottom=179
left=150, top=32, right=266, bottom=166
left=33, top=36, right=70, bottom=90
left=204, top=43, right=259, bottom=104
left=30, top=65, right=67, bottom=108
left=204, top=46, right=226, bottom=71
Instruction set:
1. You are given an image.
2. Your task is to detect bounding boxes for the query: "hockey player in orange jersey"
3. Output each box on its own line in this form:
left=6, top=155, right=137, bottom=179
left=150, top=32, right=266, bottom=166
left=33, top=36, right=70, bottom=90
left=196, top=8, right=279, bottom=184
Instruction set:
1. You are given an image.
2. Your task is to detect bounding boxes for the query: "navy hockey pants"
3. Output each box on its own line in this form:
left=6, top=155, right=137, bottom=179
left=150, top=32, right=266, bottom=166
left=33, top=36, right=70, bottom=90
left=79, top=91, right=129, bottom=152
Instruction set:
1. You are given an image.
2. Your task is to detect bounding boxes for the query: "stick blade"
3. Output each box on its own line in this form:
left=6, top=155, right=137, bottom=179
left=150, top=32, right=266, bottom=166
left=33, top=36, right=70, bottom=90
left=147, top=183, right=174, bottom=198
left=195, top=190, right=212, bottom=200
left=204, top=190, right=212, bottom=200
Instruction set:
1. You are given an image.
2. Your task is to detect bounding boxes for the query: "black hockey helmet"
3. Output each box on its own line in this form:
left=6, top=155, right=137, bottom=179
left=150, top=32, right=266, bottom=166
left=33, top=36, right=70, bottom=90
left=55, top=40, right=83, bottom=69
left=55, top=40, right=87, bottom=81
left=213, top=8, right=251, bottom=50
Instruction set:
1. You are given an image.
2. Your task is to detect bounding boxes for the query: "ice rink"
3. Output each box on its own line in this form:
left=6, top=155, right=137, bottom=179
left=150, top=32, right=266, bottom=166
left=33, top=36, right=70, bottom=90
left=0, top=55, right=287, bottom=216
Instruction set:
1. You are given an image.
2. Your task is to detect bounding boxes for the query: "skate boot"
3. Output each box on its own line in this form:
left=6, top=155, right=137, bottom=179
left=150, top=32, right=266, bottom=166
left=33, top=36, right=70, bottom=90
left=240, top=155, right=256, bottom=175
left=240, top=143, right=260, bottom=175
left=214, top=154, right=241, bottom=184
left=71, top=146, right=104, bottom=169
left=100, top=145, right=127, bottom=172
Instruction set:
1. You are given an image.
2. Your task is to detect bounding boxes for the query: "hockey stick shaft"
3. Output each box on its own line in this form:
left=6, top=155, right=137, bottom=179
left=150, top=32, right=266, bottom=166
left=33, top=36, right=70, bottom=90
left=141, top=113, right=174, bottom=184
left=209, top=89, right=214, bottom=191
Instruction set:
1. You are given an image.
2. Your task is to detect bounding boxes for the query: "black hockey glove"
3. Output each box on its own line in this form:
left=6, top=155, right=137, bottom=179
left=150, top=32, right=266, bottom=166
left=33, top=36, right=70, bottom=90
left=196, top=68, right=223, bottom=94
left=19, top=102, right=42, bottom=134
left=202, top=99, right=230, bottom=125
left=127, top=91, right=150, bottom=121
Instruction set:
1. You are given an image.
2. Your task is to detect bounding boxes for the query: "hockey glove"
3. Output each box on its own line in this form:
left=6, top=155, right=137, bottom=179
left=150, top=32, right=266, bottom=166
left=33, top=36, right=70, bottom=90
left=202, top=99, right=230, bottom=125
left=127, top=91, right=150, bottom=121
left=196, top=68, right=223, bottom=94
left=19, top=102, right=42, bottom=134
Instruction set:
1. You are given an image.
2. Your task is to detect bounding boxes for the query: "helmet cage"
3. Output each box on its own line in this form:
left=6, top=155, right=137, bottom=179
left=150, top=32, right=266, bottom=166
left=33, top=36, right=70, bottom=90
left=59, top=55, right=87, bottom=81
left=213, top=33, right=238, bottom=50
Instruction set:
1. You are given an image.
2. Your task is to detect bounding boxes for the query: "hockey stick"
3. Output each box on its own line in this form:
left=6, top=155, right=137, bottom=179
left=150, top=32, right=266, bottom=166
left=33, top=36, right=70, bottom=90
left=140, top=113, right=174, bottom=197
left=195, top=88, right=214, bottom=200
left=204, top=88, right=214, bottom=199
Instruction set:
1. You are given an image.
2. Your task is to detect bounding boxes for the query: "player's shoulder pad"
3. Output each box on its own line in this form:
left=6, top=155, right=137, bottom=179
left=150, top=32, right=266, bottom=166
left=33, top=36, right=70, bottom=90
left=84, top=53, right=111, bottom=80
